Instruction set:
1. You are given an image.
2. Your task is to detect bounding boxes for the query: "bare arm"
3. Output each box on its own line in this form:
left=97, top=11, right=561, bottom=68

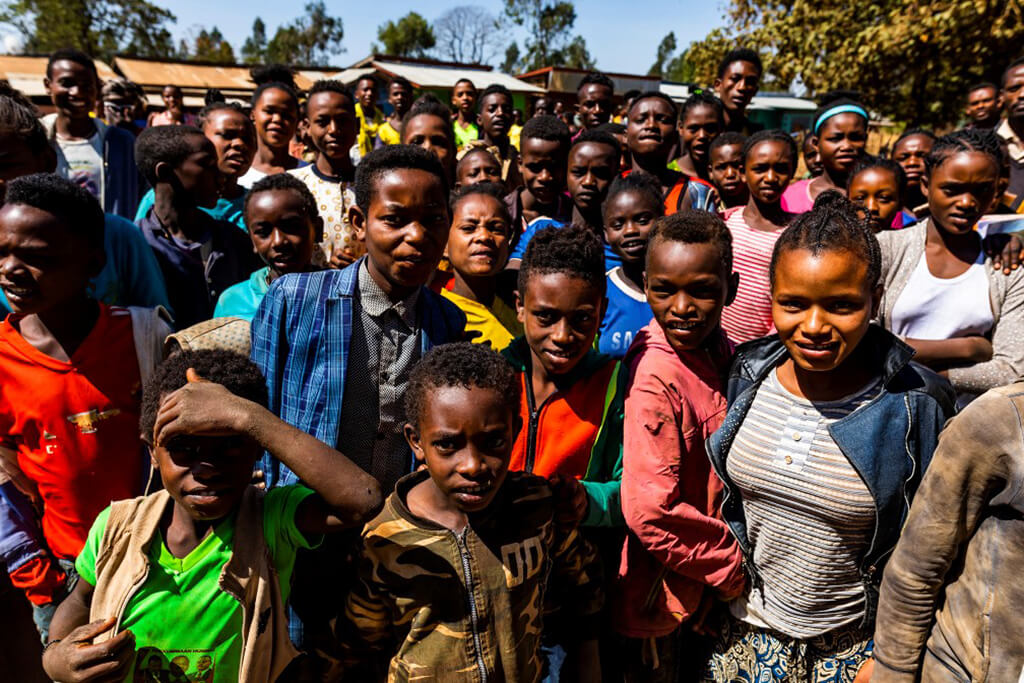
left=153, top=369, right=383, bottom=535
left=901, top=336, right=992, bottom=368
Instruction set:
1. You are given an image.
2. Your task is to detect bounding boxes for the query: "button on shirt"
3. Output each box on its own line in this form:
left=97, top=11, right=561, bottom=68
left=337, top=262, right=421, bottom=491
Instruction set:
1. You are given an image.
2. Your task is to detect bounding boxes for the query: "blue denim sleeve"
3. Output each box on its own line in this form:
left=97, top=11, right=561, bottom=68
left=0, top=481, right=46, bottom=572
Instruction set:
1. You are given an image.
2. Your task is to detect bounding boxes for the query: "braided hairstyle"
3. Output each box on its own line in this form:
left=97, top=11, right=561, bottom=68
left=925, top=128, right=1003, bottom=175
left=769, top=190, right=881, bottom=287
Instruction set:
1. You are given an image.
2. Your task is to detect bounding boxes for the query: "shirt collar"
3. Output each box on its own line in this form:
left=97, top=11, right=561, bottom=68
left=998, top=119, right=1024, bottom=163
left=358, top=260, right=420, bottom=327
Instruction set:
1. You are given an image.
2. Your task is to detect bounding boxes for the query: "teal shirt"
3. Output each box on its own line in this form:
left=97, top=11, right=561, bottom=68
left=134, top=188, right=248, bottom=231
left=214, top=266, right=270, bottom=321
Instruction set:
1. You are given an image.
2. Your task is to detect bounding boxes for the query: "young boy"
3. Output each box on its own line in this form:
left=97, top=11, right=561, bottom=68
left=506, top=114, right=573, bottom=235
left=41, top=48, right=140, bottom=218
left=343, top=342, right=603, bottom=680
left=0, top=174, right=171, bottom=640
left=577, top=72, right=616, bottom=131
left=614, top=211, right=744, bottom=682
left=454, top=147, right=504, bottom=190
left=288, top=80, right=361, bottom=269
left=41, top=349, right=382, bottom=683
left=441, top=183, right=522, bottom=351
left=215, top=174, right=323, bottom=321
left=0, top=85, right=169, bottom=316
left=451, top=78, right=479, bottom=150
left=134, top=102, right=258, bottom=231
left=709, top=131, right=748, bottom=210
left=473, top=84, right=522, bottom=187
left=135, top=125, right=258, bottom=329
left=713, top=48, right=764, bottom=135
left=375, top=77, right=413, bottom=147
left=566, top=129, right=622, bottom=260
left=354, top=75, right=384, bottom=159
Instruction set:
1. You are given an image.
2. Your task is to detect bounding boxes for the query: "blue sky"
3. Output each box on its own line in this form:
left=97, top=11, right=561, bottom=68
left=158, top=0, right=725, bottom=75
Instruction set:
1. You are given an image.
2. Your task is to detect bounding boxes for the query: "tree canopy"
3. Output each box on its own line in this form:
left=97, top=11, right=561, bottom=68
left=685, top=0, right=1024, bottom=126
left=502, top=0, right=594, bottom=72
left=434, top=5, right=503, bottom=65
left=375, top=11, right=435, bottom=58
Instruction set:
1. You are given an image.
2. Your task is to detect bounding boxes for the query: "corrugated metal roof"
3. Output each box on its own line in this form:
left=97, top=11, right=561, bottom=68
left=114, top=57, right=254, bottom=92
left=0, top=55, right=117, bottom=97
left=333, top=60, right=543, bottom=93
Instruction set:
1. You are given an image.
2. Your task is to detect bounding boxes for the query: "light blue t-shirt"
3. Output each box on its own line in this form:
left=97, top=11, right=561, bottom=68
left=597, top=267, right=652, bottom=358
left=0, top=213, right=170, bottom=315
left=213, top=267, right=271, bottom=322
left=134, top=188, right=248, bottom=231
left=509, top=216, right=622, bottom=270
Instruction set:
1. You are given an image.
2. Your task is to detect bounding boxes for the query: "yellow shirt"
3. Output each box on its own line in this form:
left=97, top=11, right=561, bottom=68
left=377, top=120, right=401, bottom=147
left=509, top=124, right=523, bottom=151
left=355, top=103, right=386, bottom=158
left=441, top=289, right=523, bottom=351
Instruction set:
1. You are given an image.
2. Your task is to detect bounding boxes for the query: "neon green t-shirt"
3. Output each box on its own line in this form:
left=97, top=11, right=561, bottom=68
left=453, top=120, right=479, bottom=151
left=76, top=485, right=318, bottom=683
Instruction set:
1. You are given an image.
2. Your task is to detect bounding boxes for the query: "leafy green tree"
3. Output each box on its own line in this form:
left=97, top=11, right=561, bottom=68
left=686, top=0, right=1022, bottom=126
left=375, top=11, right=435, bottom=58
left=648, top=32, right=677, bottom=77
left=266, top=1, right=344, bottom=66
left=500, top=42, right=520, bottom=73
left=241, top=17, right=268, bottom=64
left=191, top=26, right=234, bottom=63
left=502, top=0, right=594, bottom=71
left=0, top=0, right=176, bottom=61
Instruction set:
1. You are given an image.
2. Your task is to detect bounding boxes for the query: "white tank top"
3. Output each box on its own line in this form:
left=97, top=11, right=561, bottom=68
left=891, top=251, right=994, bottom=339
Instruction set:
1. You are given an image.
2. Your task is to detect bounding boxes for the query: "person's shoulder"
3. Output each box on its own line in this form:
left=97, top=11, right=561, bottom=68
left=499, top=471, right=555, bottom=514
left=267, top=267, right=352, bottom=304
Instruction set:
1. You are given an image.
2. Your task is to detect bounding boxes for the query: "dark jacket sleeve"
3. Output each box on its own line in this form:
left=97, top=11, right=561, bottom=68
left=873, top=390, right=1020, bottom=681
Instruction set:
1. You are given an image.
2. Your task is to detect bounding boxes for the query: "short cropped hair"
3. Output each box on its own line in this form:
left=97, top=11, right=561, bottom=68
left=402, top=94, right=456, bottom=148
left=46, top=48, right=97, bottom=81
left=770, top=190, right=880, bottom=287
left=628, top=91, right=678, bottom=118
left=5, top=173, right=105, bottom=249
left=449, top=181, right=511, bottom=224
left=647, top=210, right=733, bottom=273
left=250, top=64, right=297, bottom=89
left=717, top=48, right=762, bottom=79
left=244, top=172, right=319, bottom=224
left=578, top=72, right=615, bottom=93
left=477, top=84, right=513, bottom=113
left=1002, top=57, right=1024, bottom=87
left=710, top=131, right=747, bottom=157
left=742, top=129, right=798, bottom=168
left=594, top=122, right=626, bottom=137
left=0, top=81, right=48, bottom=156
left=354, top=144, right=449, bottom=214
left=680, top=91, right=724, bottom=122
left=454, top=78, right=476, bottom=91
left=389, top=76, right=413, bottom=92
left=308, top=79, right=354, bottom=106
left=518, top=224, right=605, bottom=295
left=251, top=81, right=300, bottom=112
left=967, top=81, right=998, bottom=96
left=894, top=127, right=936, bottom=149
left=405, top=342, right=520, bottom=429
left=140, top=350, right=268, bottom=443
left=197, top=101, right=253, bottom=132
left=848, top=155, right=908, bottom=197
left=134, top=124, right=207, bottom=186
left=603, top=173, right=664, bottom=219
left=926, top=127, right=1003, bottom=174
left=571, top=128, right=621, bottom=156
left=520, top=114, right=571, bottom=147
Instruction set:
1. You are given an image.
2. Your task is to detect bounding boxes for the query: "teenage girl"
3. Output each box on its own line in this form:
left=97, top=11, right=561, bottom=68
left=241, top=81, right=301, bottom=187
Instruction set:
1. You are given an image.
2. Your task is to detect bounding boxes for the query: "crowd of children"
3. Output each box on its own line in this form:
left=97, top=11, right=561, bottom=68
left=0, top=42, right=1023, bottom=683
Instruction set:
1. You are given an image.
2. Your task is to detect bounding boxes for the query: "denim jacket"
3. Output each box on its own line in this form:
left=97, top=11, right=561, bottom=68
left=705, top=325, right=956, bottom=627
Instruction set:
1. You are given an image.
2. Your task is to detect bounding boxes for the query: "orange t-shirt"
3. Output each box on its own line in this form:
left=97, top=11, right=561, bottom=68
left=0, top=305, right=145, bottom=559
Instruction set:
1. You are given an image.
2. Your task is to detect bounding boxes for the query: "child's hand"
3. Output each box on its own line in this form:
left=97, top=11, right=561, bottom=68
left=984, top=232, right=1023, bottom=274
left=549, top=474, right=587, bottom=528
left=152, top=368, right=251, bottom=445
left=330, top=247, right=358, bottom=269
left=43, top=617, right=134, bottom=683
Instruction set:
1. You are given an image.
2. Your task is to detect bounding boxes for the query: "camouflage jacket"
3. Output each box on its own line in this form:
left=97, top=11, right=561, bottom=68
left=342, top=470, right=604, bottom=682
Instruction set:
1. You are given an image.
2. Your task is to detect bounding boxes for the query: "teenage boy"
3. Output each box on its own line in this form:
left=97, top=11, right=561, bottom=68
left=505, top=115, right=573, bottom=237
left=0, top=174, right=171, bottom=640
left=215, top=174, right=323, bottom=321
left=997, top=57, right=1024, bottom=207
left=0, top=86, right=169, bottom=315
left=965, top=82, right=1002, bottom=130
left=375, top=77, right=413, bottom=147
left=289, top=80, right=361, bottom=269
left=713, top=48, right=764, bottom=135
left=451, top=78, right=479, bottom=150
left=343, top=342, right=603, bottom=680
left=135, top=125, right=258, bottom=329
left=614, top=212, right=744, bottom=682
left=355, top=75, right=385, bottom=159
left=41, top=48, right=140, bottom=218
left=472, top=84, right=522, bottom=187
left=577, top=72, right=616, bottom=131
left=42, top=350, right=383, bottom=683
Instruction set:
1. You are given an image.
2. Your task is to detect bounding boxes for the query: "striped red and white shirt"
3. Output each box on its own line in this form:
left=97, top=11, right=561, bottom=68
left=720, top=206, right=787, bottom=344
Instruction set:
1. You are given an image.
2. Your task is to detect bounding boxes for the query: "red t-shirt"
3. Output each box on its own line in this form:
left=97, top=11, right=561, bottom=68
left=0, top=305, right=144, bottom=560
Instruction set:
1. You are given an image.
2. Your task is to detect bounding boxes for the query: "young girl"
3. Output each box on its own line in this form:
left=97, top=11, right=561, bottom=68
left=704, top=191, right=956, bottom=681
left=454, top=147, right=503, bottom=190
left=598, top=174, right=664, bottom=357
left=720, top=129, right=797, bottom=344
left=781, top=94, right=868, bottom=213
left=240, top=82, right=301, bottom=187
left=847, top=156, right=907, bottom=233
left=709, top=132, right=749, bottom=210
left=626, top=92, right=717, bottom=214
left=890, top=128, right=935, bottom=226
left=671, top=92, right=725, bottom=182
left=441, top=183, right=522, bottom=351
left=402, top=95, right=458, bottom=186
left=877, top=128, right=1024, bottom=403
